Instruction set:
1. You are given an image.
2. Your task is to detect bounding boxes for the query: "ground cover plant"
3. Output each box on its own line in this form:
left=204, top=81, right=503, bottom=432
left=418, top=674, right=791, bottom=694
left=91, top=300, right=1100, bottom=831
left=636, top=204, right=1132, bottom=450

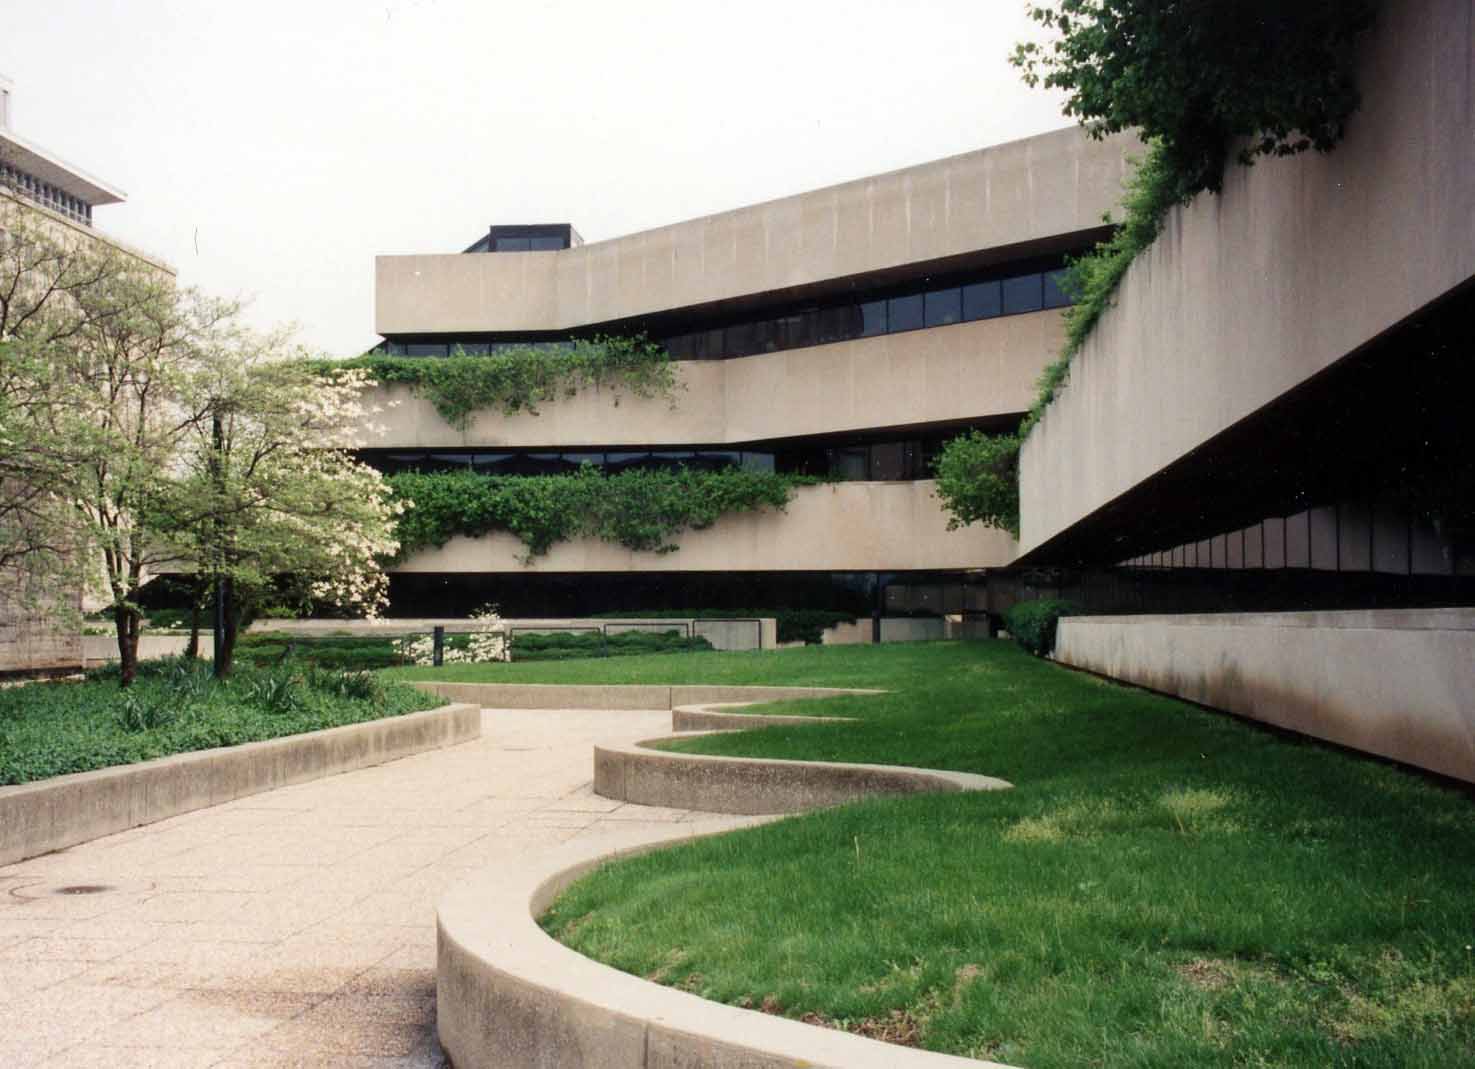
left=0, top=657, right=445, bottom=785
left=502, top=641, right=1475, bottom=1067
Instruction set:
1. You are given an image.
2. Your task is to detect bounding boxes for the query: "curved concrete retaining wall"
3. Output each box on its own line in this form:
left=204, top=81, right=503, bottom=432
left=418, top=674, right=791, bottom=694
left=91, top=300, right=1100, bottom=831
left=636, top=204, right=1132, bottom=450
left=411, top=681, right=880, bottom=710
left=0, top=702, right=479, bottom=867
left=595, top=735, right=1010, bottom=815
left=438, top=822, right=1015, bottom=1069
left=670, top=701, right=856, bottom=732
left=1055, top=610, right=1475, bottom=784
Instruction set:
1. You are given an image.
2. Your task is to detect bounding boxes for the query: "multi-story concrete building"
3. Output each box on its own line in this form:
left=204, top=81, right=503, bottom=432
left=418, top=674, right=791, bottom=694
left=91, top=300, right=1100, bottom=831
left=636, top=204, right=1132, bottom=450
left=365, top=126, right=1137, bottom=625
left=0, top=74, right=174, bottom=673
left=365, top=0, right=1471, bottom=782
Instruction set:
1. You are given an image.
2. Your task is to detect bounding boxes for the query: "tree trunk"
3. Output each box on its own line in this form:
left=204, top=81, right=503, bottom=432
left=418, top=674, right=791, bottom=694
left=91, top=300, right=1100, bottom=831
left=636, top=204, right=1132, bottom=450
left=184, top=577, right=206, bottom=660
left=115, top=605, right=141, bottom=687
left=215, top=578, right=237, bottom=678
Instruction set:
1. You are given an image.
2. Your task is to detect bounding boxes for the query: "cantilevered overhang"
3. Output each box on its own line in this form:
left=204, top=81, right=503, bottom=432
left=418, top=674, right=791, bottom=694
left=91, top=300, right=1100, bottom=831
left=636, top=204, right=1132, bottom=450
left=376, top=125, right=1139, bottom=336
left=0, top=128, right=125, bottom=205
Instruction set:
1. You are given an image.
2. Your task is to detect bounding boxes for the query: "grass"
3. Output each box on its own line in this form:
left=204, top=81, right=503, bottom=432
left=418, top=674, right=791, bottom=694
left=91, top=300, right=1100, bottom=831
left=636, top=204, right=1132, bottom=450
left=0, top=657, right=445, bottom=785
left=383, top=641, right=918, bottom=687
left=523, top=641, right=1475, bottom=1067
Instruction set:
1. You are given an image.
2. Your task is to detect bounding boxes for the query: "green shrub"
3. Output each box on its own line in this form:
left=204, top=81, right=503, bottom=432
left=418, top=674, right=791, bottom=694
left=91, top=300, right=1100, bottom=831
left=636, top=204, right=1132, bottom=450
left=932, top=430, right=1023, bottom=536
left=1004, top=599, right=1081, bottom=658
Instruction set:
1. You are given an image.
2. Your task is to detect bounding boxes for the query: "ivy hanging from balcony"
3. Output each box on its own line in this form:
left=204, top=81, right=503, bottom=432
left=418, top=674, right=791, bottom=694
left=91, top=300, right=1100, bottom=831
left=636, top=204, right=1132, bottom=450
left=386, top=467, right=824, bottom=562
left=310, top=335, right=677, bottom=431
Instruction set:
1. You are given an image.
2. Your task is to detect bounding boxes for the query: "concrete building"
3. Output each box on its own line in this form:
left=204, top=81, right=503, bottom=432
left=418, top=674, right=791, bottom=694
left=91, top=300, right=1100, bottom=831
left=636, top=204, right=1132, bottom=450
left=366, top=126, right=1138, bottom=622
left=0, top=75, right=174, bottom=674
left=1015, top=0, right=1475, bottom=782
left=366, top=0, right=1471, bottom=782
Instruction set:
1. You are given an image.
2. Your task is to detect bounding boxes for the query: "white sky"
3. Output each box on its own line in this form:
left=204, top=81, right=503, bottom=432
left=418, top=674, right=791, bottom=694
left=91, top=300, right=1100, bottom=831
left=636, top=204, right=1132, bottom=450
left=4, top=0, right=1073, bottom=355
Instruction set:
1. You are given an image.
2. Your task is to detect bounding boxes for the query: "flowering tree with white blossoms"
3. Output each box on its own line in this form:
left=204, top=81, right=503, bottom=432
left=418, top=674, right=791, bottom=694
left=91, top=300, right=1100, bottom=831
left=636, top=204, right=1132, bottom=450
left=397, top=605, right=510, bottom=666
left=163, top=323, right=405, bottom=677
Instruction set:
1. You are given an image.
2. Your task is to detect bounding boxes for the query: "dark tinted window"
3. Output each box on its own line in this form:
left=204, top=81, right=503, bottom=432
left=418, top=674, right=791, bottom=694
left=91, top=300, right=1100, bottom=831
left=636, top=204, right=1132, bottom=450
left=830, top=446, right=869, bottom=481
left=724, top=322, right=756, bottom=356
left=887, top=294, right=924, bottom=332
left=1042, top=269, right=1072, bottom=309
left=494, top=237, right=531, bottom=252
left=407, top=343, right=449, bottom=357
left=528, top=236, right=564, bottom=251
left=923, top=288, right=962, bottom=328
left=962, top=280, right=1002, bottom=321
left=870, top=442, right=912, bottom=480
left=859, top=301, right=887, bottom=336
left=605, top=452, right=649, bottom=473
left=454, top=342, right=490, bottom=355
left=1001, top=274, right=1043, bottom=315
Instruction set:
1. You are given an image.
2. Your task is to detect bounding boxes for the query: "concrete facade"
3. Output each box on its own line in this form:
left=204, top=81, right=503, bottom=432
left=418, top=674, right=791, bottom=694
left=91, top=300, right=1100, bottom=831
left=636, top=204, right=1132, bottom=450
left=1054, top=611, right=1475, bottom=784
left=1018, top=0, right=1475, bottom=557
left=365, top=309, right=1064, bottom=450
left=392, top=481, right=1015, bottom=574
left=378, top=126, right=1136, bottom=335
left=368, top=125, right=1140, bottom=611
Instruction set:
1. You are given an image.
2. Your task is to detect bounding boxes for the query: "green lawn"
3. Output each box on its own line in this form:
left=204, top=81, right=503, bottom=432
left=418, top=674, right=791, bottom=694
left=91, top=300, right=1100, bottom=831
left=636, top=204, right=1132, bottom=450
left=523, top=640, right=1475, bottom=1067
left=384, top=640, right=927, bottom=687
left=0, top=659, right=445, bottom=785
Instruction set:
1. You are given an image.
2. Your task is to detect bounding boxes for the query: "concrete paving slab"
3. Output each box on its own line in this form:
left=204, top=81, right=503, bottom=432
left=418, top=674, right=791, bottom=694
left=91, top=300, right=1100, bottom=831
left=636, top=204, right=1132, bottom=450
left=0, top=707, right=727, bottom=1065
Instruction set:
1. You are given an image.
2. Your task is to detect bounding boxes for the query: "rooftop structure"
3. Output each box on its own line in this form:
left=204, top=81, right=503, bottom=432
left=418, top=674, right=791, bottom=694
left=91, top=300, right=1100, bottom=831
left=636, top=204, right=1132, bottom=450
left=0, top=73, right=126, bottom=228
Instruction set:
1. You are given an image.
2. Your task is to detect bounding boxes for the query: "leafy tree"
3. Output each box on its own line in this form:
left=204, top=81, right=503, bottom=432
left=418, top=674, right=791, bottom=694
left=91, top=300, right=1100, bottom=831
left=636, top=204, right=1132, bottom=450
left=164, top=329, right=402, bottom=677
left=1012, top=0, right=1378, bottom=199
left=932, top=431, right=1021, bottom=536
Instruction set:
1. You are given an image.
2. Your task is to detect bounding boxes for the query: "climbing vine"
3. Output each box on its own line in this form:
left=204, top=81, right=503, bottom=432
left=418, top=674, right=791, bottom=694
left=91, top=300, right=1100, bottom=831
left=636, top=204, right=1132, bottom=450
left=310, top=335, right=676, bottom=430
left=387, top=467, right=823, bottom=562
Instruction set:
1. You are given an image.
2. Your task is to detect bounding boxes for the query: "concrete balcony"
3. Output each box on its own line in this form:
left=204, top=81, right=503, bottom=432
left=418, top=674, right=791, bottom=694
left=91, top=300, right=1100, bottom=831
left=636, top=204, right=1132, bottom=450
left=389, top=480, right=1014, bottom=574
left=361, top=310, right=1065, bottom=450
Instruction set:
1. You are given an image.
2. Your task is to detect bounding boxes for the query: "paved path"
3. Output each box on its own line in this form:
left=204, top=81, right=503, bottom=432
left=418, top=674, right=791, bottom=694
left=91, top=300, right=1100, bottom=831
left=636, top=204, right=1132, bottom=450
left=0, top=708, right=739, bottom=1067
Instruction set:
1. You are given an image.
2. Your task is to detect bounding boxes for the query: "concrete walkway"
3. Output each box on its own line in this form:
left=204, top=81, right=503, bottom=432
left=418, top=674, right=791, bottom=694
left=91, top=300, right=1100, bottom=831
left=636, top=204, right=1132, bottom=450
left=0, top=709, right=742, bottom=1067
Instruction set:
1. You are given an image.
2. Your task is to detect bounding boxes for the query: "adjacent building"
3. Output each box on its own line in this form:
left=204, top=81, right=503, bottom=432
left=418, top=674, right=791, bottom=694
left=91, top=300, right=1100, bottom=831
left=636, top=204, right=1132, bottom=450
left=0, top=74, right=174, bottom=674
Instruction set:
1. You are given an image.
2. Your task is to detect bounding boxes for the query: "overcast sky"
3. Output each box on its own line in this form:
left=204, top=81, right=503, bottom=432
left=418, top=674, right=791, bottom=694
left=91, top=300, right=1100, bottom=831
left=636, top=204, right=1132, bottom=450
left=5, top=0, right=1074, bottom=355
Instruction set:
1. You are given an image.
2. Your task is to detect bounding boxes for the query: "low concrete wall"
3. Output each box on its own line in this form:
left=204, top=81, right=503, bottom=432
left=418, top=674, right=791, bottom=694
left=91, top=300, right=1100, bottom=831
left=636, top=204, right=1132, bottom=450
left=1055, top=610, right=1475, bottom=783
left=0, top=702, right=479, bottom=867
left=392, top=481, right=1017, bottom=575
left=437, top=822, right=1013, bottom=1069
left=670, top=702, right=857, bottom=732
left=879, top=617, right=946, bottom=643
left=410, top=682, right=879, bottom=711
left=81, top=634, right=212, bottom=665
left=594, top=734, right=1011, bottom=815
